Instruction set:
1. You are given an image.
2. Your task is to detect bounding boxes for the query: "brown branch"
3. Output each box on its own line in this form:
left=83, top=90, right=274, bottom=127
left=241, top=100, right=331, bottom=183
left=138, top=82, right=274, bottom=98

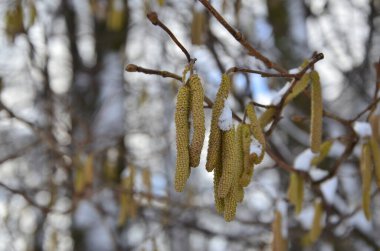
left=147, top=12, right=192, bottom=62
left=227, top=67, right=298, bottom=79
left=126, top=64, right=182, bottom=81
left=125, top=64, right=243, bottom=122
left=198, top=0, right=286, bottom=74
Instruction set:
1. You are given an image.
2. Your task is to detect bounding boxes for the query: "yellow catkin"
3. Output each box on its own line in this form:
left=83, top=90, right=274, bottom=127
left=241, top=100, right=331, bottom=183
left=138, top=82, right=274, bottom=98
left=218, top=127, right=237, bottom=198
left=174, top=85, right=191, bottom=192
left=189, top=74, right=206, bottom=168
left=287, top=172, right=304, bottom=215
left=191, top=10, right=206, bottom=45
left=246, top=103, right=266, bottom=164
left=310, top=71, right=323, bottom=153
left=369, top=136, right=380, bottom=187
left=213, top=156, right=225, bottom=213
left=259, top=107, right=276, bottom=129
left=240, top=124, right=254, bottom=187
left=311, top=140, right=333, bottom=166
left=142, top=168, right=152, bottom=205
left=224, top=126, right=241, bottom=221
left=106, top=0, right=125, bottom=31
left=84, top=154, right=94, bottom=186
left=157, top=0, right=165, bottom=6
left=272, top=211, right=287, bottom=251
left=206, top=74, right=232, bottom=172
left=5, top=3, right=24, bottom=39
left=235, top=124, right=245, bottom=202
left=284, top=73, right=311, bottom=105
left=307, top=200, right=323, bottom=244
left=360, top=142, right=372, bottom=220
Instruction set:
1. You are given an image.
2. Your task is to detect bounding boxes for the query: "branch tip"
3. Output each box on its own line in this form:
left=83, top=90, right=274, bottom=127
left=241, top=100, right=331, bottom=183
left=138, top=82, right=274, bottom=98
left=147, top=12, right=159, bottom=25
left=125, top=64, right=138, bottom=72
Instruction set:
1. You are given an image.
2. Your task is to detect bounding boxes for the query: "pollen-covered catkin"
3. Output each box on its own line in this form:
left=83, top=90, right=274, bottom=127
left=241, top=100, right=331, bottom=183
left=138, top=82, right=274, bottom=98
left=235, top=124, right=245, bottom=202
left=218, top=127, right=237, bottom=198
left=175, top=85, right=191, bottom=192
left=189, top=74, right=205, bottom=168
left=206, top=74, right=232, bottom=172
left=360, top=142, right=372, bottom=220
left=224, top=126, right=242, bottom=221
left=246, top=103, right=265, bottom=164
left=239, top=124, right=254, bottom=187
left=213, top=157, right=224, bottom=213
left=310, top=71, right=323, bottom=153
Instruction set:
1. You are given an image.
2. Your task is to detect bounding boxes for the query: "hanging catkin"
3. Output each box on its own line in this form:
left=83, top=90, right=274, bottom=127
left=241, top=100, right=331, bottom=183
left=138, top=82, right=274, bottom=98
left=360, top=142, right=372, bottom=220
left=206, top=74, right=232, bottom=172
left=370, top=135, right=380, bottom=187
left=224, top=126, right=241, bottom=221
left=218, top=127, right=237, bottom=198
left=272, top=211, right=287, bottom=251
left=213, top=156, right=225, bottom=213
left=306, top=200, right=323, bottom=244
left=235, top=124, right=245, bottom=202
left=287, top=172, right=304, bottom=215
left=246, top=103, right=266, bottom=164
left=189, top=74, right=205, bottom=168
left=239, top=124, right=254, bottom=187
left=118, top=166, right=136, bottom=225
left=311, top=140, right=333, bottom=166
left=310, top=71, right=323, bottom=153
left=174, top=85, right=191, bottom=192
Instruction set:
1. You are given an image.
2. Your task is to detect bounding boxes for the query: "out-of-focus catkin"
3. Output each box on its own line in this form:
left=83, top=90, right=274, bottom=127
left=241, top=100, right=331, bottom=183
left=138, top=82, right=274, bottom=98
left=369, top=134, right=380, bottom=187
left=310, top=71, right=323, bottom=153
left=306, top=200, right=323, bottom=244
left=142, top=168, right=152, bottom=205
left=311, top=140, right=333, bottom=166
left=206, top=74, right=232, bottom=172
left=240, top=124, right=253, bottom=187
left=360, top=142, right=372, bottom=220
left=218, top=127, right=236, bottom=198
left=118, top=166, right=136, bottom=225
left=272, top=211, right=287, bottom=251
left=246, top=103, right=265, bottom=164
left=175, top=85, right=191, bottom=192
left=287, top=172, right=304, bottom=215
left=189, top=74, right=205, bottom=168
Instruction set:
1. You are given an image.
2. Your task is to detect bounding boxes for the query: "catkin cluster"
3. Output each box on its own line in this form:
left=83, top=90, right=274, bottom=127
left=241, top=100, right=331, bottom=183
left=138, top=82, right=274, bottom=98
left=207, top=75, right=266, bottom=221
left=174, top=74, right=205, bottom=192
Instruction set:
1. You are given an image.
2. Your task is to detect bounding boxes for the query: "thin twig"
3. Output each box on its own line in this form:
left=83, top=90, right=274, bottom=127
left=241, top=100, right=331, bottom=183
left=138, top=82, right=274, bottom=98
left=198, top=0, right=286, bottom=73
left=147, top=12, right=192, bottom=62
left=126, top=64, right=182, bottom=81
left=125, top=64, right=243, bottom=122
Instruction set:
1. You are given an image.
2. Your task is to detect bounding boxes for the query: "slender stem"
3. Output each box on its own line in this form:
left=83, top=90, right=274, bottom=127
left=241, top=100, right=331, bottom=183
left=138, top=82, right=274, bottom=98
left=198, top=0, right=286, bottom=74
left=147, top=12, right=192, bottom=62
left=126, top=64, right=182, bottom=81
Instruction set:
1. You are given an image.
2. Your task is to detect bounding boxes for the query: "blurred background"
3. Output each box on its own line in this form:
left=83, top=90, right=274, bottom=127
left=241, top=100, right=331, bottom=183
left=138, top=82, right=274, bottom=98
left=0, top=0, right=379, bottom=250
